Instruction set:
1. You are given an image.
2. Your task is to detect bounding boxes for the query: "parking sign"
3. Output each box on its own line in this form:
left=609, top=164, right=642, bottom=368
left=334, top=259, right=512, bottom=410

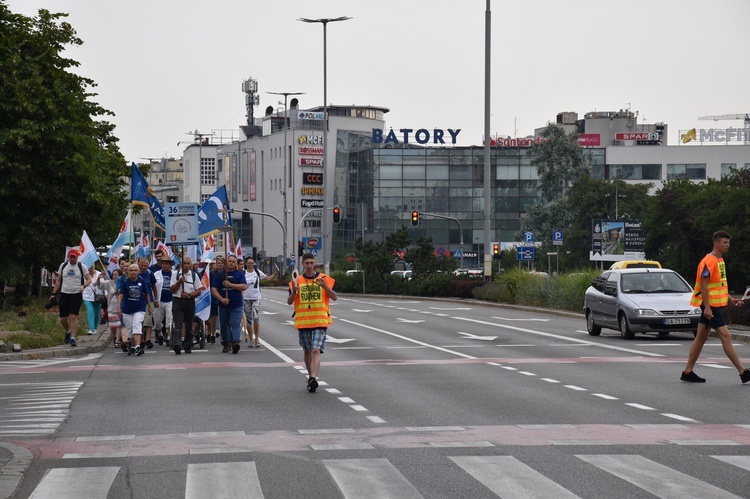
left=553, top=230, right=563, bottom=246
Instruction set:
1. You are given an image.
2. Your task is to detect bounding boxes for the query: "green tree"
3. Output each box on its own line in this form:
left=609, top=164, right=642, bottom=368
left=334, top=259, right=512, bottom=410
left=565, top=174, right=653, bottom=269
left=522, top=124, right=590, bottom=265
left=0, top=4, right=128, bottom=295
left=529, top=124, right=589, bottom=201
left=404, top=235, right=457, bottom=277
left=354, top=227, right=411, bottom=291
left=645, top=171, right=750, bottom=291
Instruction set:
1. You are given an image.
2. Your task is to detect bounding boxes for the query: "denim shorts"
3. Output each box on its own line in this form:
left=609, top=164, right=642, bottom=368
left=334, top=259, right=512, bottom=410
left=298, top=328, right=327, bottom=353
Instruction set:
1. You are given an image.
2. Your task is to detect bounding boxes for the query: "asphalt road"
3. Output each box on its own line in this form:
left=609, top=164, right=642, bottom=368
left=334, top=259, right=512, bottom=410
left=2, top=290, right=750, bottom=498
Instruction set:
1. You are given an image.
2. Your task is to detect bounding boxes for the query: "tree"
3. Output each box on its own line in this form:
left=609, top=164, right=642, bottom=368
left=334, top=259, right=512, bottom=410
left=0, top=3, right=129, bottom=295
left=529, top=124, right=589, bottom=201
left=565, top=174, right=653, bottom=269
left=404, top=236, right=457, bottom=277
left=645, top=171, right=750, bottom=291
left=354, top=227, right=412, bottom=291
left=522, top=124, right=590, bottom=261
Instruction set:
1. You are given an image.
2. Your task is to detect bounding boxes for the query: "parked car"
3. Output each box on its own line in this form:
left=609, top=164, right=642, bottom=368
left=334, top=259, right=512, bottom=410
left=609, top=260, right=662, bottom=270
left=345, top=270, right=362, bottom=276
left=584, top=268, right=699, bottom=339
left=453, top=268, right=483, bottom=277
left=391, top=270, right=413, bottom=280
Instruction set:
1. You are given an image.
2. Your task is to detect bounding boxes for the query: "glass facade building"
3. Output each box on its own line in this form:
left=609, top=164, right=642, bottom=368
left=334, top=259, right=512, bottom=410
left=332, top=131, right=605, bottom=267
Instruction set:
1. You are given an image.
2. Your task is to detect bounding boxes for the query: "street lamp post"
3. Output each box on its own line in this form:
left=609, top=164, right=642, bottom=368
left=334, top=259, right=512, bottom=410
left=298, top=16, right=351, bottom=270
left=269, top=91, right=305, bottom=275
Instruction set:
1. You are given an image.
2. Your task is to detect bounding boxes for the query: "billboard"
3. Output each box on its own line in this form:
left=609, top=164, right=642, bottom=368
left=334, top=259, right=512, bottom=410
left=590, top=219, right=646, bottom=262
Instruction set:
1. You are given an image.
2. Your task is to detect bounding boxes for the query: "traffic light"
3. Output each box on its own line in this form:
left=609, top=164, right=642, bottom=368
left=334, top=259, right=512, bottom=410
left=491, top=242, right=500, bottom=259
left=411, top=210, right=419, bottom=227
left=332, top=206, right=341, bottom=224
left=298, top=241, right=303, bottom=256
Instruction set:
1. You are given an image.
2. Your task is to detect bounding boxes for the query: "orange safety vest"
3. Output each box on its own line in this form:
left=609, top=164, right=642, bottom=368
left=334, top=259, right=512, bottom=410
left=690, top=253, right=729, bottom=307
left=289, top=273, right=335, bottom=329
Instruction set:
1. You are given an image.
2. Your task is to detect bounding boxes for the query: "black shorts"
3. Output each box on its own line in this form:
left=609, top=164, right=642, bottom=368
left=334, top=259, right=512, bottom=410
left=59, top=293, right=83, bottom=318
left=699, top=305, right=727, bottom=328
left=210, top=300, right=218, bottom=317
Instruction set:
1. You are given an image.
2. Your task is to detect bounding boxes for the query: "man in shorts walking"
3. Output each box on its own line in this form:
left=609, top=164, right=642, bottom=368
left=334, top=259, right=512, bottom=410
left=681, top=230, right=750, bottom=383
left=50, top=248, right=92, bottom=348
left=287, top=253, right=337, bottom=392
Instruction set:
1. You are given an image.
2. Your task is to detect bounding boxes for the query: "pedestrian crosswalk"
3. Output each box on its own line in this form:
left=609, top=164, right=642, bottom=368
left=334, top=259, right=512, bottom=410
left=0, top=381, right=83, bottom=436
left=24, top=453, right=750, bottom=498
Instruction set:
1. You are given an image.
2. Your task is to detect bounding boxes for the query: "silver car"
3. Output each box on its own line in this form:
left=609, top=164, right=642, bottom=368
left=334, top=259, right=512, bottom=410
left=584, top=268, right=700, bottom=339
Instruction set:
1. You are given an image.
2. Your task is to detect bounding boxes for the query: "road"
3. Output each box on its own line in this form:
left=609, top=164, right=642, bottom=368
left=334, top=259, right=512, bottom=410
left=2, top=289, right=750, bottom=498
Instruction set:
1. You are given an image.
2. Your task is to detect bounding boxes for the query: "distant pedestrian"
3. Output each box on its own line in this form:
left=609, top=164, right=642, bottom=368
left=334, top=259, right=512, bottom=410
left=243, top=256, right=278, bottom=347
left=50, top=248, right=92, bottom=348
left=153, top=256, right=175, bottom=346
left=169, top=257, right=204, bottom=354
left=211, top=255, right=247, bottom=353
left=287, top=253, right=337, bottom=392
left=681, top=230, right=750, bottom=383
left=99, top=269, right=124, bottom=348
left=82, top=265, right=102, bottom=335
left=119, top=264, right=152, bottom=356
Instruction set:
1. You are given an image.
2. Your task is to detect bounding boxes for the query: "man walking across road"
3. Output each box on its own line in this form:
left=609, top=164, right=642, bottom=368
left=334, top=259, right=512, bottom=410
left=287, top=253, right=337, bottom=392
left=138, top=257, right=158, bottom=349
left=153, top=256, right=175, bottom=347
left=681, top=230, right=750, bottom=383
left=50, top=248, right=92, bottom=348
left=243, top=256, right=278, bottom=347
left=211, top=255, right=247, bottom=354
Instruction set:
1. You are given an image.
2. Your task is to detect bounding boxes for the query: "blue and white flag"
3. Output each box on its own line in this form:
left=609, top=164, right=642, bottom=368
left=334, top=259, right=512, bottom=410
left=131, top=163, right=165, bottom=230
left=197, top=185, right=231, bottom=238
left=194, top=268, right=211, bottom=322
left=105, top=210, right=134, bottom=272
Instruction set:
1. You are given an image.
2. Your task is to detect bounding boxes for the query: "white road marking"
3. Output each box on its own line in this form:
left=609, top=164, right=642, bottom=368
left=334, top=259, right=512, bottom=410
left=457, top=331, right=497, bottom=341
left=491, top=316, right=550, bottom=322
left=577, top=454, right=742, bottom=498
left=323, top=458, right=423, bottom=498
left=29, top=466, right=120, bottom=499
left=592, top=393, right=619, bottom=400
left=625, top=403, right=655, bottom=410
left=395, top=318, right=425, bottom=323
left=450, top=456, right=579, bottom=498
left=661, top=414, right=700, bottom=423
left=186, top=462, right=263, bottom=499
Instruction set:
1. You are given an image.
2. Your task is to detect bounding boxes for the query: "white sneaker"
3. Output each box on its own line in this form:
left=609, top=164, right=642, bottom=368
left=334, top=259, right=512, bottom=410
left=87, top=330, right=94, bottom=335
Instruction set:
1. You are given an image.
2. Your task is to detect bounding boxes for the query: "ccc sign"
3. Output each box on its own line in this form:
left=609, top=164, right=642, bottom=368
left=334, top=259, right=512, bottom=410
left=303, top=173, right=323, bottom=185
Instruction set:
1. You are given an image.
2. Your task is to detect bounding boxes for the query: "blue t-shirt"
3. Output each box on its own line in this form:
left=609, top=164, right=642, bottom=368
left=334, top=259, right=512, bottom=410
left=139, top=270, right=156, bottom=300
left=119, top=276, right=150, bottom=315
left=211, top=269, right=246, bottom=309
left=158, top=270, right=173, bottom=303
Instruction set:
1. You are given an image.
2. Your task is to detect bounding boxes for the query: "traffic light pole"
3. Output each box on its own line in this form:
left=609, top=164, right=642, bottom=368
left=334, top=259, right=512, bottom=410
left=229, top=209, right=287, bottom=274
left=420, top=212, right=465, bottom=269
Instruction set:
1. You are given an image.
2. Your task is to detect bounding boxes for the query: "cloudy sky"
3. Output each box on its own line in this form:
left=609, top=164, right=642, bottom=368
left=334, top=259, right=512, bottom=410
left=8, top=0, right=750, bottom=162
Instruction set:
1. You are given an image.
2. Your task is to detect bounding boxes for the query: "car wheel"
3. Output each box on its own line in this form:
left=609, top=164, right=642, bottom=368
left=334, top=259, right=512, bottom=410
left=619, top=314, right=635, bottom=339
left=586, top=310, right=601, bottom=336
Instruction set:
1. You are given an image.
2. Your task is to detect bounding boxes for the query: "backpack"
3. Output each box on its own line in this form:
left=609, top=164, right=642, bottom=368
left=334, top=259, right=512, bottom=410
left=61, top=261, right=85, bottom=285
left=253, top=268, right=261, bottom=289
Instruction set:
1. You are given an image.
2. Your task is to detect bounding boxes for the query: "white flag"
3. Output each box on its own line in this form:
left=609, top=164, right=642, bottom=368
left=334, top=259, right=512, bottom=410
left=79, top=231, right=98, bottom=269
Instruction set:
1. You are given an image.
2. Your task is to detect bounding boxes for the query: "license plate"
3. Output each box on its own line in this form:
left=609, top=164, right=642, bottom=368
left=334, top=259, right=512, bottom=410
left=664, top=318, right=690, bottom=325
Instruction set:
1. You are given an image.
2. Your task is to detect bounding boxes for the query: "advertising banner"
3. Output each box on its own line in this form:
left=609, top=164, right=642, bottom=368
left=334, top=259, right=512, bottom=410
left=590, top=219, right=646, bottom=262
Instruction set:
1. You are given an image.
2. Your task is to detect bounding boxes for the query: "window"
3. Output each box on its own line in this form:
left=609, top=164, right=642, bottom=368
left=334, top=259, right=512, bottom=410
left=609, top=164, right=662, bottom=180
left=667, top=163, right=706, bottom=180
left=721, top=163, right=736, bottom=177
left=200, top=157, right=216, bottom=185
left=201, top=194, right=210, bottom=204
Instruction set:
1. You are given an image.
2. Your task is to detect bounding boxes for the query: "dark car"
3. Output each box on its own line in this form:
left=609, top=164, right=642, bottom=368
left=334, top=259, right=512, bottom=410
left=584, top=268, right=700, bottom=339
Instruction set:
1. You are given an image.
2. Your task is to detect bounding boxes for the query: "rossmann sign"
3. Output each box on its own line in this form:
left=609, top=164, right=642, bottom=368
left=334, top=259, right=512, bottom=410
left=372, top=128, right=461, bottom=145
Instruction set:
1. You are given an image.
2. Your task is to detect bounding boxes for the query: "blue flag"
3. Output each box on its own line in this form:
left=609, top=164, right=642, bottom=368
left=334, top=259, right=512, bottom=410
left=197, top=185, right=232, bottom=237
left=131, top=163, right=165, bottom=230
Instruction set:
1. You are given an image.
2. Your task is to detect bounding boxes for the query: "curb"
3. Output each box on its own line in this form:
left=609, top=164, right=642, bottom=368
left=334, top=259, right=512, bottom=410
left=0, top=443, right=33, bottom=499
left=0, top=327, right=110, bottom=362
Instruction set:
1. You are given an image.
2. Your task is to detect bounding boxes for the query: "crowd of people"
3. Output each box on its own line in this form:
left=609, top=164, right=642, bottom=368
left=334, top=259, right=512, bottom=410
left=51, top=249, right=284, bottom=358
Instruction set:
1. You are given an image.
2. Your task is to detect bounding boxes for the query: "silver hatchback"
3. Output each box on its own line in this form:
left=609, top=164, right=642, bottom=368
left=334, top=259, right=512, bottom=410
left=584, top=268, right=700, bottom=339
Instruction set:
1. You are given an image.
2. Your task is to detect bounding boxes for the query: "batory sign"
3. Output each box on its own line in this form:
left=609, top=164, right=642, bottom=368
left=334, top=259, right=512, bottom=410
left=372, top=128, right=461, bottom=145
left=299, top=146, right=324, bottom=156
left=303, top=173, right=323, bottom=185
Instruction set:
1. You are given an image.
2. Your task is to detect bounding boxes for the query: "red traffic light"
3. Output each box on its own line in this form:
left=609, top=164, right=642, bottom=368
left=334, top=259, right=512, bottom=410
left=411, top=210, right=419, bottom=227
left=332, top=206, right=341, bottom=224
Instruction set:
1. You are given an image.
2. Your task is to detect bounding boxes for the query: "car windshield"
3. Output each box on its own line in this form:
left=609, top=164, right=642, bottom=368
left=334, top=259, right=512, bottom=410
left=620, top=272, right=691, bottom=294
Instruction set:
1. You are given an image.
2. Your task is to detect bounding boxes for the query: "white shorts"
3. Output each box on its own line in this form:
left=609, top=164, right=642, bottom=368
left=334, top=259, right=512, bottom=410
left=123, top=311, right=145, bottom=338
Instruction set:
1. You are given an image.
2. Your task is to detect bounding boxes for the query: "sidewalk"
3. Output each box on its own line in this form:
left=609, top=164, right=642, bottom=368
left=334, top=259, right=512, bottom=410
left=0, top=324, right=110, bottom=362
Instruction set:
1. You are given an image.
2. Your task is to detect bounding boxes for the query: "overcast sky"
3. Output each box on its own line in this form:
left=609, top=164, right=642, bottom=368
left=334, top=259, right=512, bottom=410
left=8, top=0, right=750, bottom=162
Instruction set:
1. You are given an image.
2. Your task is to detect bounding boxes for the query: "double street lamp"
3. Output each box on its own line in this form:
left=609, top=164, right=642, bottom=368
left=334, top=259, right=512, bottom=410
left=298, top=16, right=351, bottom=268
